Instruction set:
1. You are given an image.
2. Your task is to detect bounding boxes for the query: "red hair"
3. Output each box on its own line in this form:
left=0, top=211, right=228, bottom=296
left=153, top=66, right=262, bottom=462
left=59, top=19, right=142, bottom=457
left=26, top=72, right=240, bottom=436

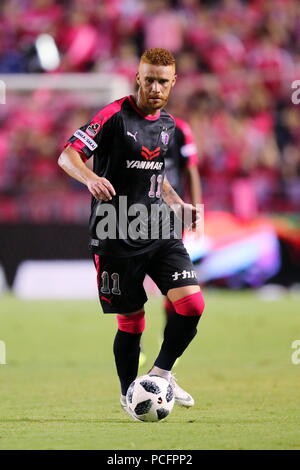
left=140, top=48, right=176, bottom=68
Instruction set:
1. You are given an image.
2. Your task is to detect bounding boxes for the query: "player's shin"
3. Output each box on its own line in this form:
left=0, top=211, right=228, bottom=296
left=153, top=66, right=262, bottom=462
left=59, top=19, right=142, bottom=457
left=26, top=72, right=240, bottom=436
left=152, top=291, right=205, bottom=371
left=113, top=311, right=145, bottom=396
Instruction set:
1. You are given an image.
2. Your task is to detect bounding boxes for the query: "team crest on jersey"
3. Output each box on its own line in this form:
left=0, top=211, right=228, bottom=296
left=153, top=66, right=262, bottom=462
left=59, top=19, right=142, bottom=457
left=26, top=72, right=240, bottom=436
left=141, top=146, right=160, bottom=160
left=86, top=123, right=101, bottom=137
left=161, top=130, right=169, bottom=146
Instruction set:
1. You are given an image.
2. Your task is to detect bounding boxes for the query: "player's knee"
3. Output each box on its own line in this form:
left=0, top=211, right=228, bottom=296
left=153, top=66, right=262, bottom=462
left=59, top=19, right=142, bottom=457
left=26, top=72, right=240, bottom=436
left=117, top=310, right=145, bottom=334
left=173, top=291, right=205, bottom=317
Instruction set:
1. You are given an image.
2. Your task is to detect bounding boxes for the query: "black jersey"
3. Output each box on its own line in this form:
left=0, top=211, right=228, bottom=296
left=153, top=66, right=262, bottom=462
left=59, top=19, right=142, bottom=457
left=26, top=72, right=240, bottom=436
left=65, top=95, right=176, bottom=257
left=164, top=117, right=198, bottom=198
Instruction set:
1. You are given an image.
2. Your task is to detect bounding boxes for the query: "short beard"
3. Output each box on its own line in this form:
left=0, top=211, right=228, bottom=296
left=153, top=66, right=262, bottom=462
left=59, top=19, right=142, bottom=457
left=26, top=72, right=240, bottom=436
left=137, top=87, right=168, bottom=113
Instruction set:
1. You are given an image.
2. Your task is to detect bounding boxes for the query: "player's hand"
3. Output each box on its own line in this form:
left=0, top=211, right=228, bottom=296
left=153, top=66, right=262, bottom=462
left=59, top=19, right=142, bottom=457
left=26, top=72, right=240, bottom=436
left=174, top=203, right=202, bottom=231
left=86, top=176, right=116, bottom=201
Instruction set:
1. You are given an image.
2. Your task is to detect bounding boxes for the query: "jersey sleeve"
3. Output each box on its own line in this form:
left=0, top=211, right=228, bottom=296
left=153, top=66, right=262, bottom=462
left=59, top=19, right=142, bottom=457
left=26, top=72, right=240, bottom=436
left=176, top=119, right=199, bottom=167
left=63, top=96, right=127, bottom=162
left=63, top=112, right=107, bottom=162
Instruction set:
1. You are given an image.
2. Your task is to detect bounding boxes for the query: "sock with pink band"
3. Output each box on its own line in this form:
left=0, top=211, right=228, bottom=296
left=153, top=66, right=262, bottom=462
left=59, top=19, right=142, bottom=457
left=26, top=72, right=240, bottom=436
left=113, top=310, right=145, bottom=395
left=154, top=292, right=205, bottom=371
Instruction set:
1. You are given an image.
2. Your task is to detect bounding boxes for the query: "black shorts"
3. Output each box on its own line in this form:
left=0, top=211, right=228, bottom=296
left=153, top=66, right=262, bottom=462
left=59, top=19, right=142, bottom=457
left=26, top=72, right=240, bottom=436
left=93, top=239, right=199, bottom=314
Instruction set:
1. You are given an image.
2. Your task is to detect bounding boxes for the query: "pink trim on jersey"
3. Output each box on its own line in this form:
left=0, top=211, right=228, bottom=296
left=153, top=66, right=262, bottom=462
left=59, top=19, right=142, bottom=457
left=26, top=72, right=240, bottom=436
left=63, top=142, right=88, bottom=162
left=64, top=96, right=128, bottom=158
left=128, top=95, right=161, bottom=120
left=175, top=117, right=198, bottom=167
left=92, top=95, right=128, bottom=127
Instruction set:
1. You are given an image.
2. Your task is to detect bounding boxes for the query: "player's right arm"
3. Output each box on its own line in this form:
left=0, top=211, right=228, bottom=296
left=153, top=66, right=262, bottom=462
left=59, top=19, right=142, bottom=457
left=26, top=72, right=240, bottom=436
left=58, top=146, right=115, bottom=201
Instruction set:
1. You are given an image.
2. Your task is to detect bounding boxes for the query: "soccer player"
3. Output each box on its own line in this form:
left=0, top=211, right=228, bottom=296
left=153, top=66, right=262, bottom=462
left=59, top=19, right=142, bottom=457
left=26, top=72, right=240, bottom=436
left=58, top=48, right=205, bottom=418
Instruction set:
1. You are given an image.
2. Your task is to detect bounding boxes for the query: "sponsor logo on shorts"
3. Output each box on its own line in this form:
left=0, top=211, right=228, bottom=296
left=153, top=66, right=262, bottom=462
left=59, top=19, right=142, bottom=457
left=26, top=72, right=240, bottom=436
left=172, top=270, right=197, bottom=281
left=74, top=129, right=98, bottom=151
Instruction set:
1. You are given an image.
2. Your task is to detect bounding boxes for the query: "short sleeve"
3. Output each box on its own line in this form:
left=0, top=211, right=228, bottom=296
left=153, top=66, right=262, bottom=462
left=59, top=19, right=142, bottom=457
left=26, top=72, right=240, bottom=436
left=64, top=96, right=127, bottom=162
left=64, top=112, right=105, bottom=162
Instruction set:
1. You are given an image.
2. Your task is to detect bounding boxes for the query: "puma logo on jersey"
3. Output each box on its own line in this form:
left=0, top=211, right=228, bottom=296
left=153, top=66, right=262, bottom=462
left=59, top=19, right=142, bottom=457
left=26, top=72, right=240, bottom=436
left=126, top=160, right=164, bottom=170
left=141, top=146, right=160, bottom=160
left=127, top=131, right=138, bottom=142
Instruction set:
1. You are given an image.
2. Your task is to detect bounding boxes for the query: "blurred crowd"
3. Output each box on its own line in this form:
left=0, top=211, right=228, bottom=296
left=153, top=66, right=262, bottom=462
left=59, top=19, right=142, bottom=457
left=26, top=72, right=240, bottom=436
left=0, top=0, right=300, bottom=221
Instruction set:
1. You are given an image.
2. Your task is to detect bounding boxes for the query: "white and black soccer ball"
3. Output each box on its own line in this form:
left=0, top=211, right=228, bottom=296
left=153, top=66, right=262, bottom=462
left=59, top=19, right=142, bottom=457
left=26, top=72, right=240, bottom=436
left=126, top=374, right=175, bottom=422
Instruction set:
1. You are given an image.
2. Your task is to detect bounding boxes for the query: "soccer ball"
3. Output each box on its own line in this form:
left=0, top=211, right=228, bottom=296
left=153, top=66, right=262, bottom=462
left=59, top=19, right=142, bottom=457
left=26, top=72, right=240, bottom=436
left=126, top=374, right=175, bottom=422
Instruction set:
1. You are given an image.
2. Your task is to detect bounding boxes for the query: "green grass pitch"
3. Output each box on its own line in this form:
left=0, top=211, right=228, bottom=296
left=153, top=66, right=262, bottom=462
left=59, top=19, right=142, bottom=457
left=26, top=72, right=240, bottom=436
left=0, top=290, right=299, bottom=450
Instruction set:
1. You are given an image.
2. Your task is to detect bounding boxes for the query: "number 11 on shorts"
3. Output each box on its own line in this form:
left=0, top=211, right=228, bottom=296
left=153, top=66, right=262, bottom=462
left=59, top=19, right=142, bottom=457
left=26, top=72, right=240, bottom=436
left=100, top=271, right=121, bottom=295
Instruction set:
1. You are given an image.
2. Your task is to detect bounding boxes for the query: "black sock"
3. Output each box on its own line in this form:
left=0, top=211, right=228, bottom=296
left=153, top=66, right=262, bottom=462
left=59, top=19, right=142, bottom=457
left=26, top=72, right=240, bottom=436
left=154, top=313, right=200, bottom=370
left=113, top=330, right=142, bottom=396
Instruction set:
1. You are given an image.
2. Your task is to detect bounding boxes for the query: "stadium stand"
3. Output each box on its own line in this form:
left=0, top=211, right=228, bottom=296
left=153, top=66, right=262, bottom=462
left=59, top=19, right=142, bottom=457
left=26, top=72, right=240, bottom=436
left=0, top=0, right=299, bottom=221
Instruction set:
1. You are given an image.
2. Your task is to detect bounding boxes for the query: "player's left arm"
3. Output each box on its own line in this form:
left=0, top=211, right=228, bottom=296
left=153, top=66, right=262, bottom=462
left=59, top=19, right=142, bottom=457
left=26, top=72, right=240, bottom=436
left=185, top=164, right=202, bottom=207
left=162, top=176, right=201, bottom=229
left=162, top=175, right=184, bottom=207
left=178, top=119, right=202, bottom=207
